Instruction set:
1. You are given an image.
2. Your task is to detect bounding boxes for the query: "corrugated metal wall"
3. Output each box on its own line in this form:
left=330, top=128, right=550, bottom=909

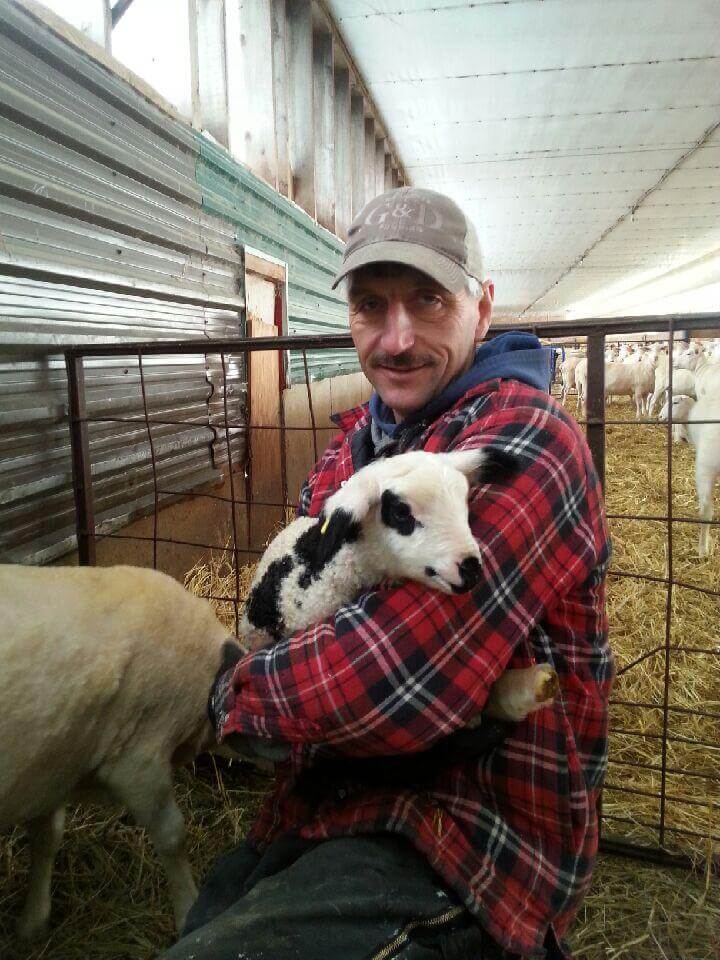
left=0, top=0, right=360, bottom=564
left=0, top=0, right=242, bottom=564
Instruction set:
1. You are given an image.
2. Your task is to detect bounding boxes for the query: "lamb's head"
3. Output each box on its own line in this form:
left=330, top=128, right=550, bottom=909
left=319, top=448, right=518, bottom=594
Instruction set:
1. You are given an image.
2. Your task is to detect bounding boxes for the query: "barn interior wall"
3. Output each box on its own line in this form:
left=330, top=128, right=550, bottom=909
left=0, top=0, right=366, bottom=568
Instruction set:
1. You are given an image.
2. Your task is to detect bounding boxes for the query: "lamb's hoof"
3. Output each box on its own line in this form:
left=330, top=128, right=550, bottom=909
left=534, top=666, right=559, bottom=705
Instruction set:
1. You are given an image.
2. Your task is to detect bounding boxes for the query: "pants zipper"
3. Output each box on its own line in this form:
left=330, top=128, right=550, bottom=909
left=368, top=905, right=465, bottom=960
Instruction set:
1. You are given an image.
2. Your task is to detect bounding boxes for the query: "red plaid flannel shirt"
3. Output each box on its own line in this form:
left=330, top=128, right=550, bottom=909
left=218, top=378, right=613, bottom=958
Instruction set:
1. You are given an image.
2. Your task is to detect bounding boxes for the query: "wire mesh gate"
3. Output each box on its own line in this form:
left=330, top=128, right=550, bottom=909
left=63, top=315, right=720, bottom=874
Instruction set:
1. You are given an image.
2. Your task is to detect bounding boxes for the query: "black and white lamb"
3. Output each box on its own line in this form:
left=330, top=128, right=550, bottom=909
left=241, top=447, right=558, bottom=723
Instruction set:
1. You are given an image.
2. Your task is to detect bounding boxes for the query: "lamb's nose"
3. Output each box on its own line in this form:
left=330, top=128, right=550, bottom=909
left=456, top=556, right=482, bottom=592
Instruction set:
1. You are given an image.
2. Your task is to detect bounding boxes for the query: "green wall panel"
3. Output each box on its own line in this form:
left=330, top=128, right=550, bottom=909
left=196, top=136, right=360, bottom=383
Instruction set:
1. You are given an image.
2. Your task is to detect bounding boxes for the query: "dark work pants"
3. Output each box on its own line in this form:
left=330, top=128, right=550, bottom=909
left=157, top=834, right=524, bottom=960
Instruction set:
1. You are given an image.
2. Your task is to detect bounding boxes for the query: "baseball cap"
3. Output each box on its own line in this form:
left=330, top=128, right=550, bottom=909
left=331, top=187, right=484, bottom=294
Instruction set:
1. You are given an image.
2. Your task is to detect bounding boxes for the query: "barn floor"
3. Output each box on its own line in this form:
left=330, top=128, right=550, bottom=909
left=0, top=760, right=717, bottom=959
left=1, top=395, right=718, bottom=959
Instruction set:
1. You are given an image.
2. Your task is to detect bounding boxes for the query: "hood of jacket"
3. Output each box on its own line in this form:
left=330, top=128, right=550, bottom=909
left=368, top=330, right=555, bottom=438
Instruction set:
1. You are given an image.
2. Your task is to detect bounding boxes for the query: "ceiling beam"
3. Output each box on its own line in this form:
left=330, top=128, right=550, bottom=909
left=111, top=0, right=136, bottom=29
left=520, top=118, right=720, bottom=316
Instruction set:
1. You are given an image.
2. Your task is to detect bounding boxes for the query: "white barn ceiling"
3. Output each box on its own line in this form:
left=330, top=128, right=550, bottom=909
left=327, top=0, right=720, bottom=320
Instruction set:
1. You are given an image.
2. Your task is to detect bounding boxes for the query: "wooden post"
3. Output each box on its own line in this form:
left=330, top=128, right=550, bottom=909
left=392, top=167, right=400, bottom=189
left=188, top=0, right=202, bottom=130
left=384, top=151, right=393, bottom=191
left=375, top=137, right=386, bottom=197
left=350, top=91, right=365, bottom=218
left=286, top=0, right=315, bottom=215
left=225, top=0, right=277, bottom=188
left=313, top=22, right=334, bottom=231
left=66, top=353, right=96, bottom=565
left=585, top=333, right=606, bottom=491
left=333, top=65, right=352, bottom=238
left=190, top=0, right=229, bottom=143
left=364, top=117, right=376, bottom=202
left=271, top=0, right=290, bottom=196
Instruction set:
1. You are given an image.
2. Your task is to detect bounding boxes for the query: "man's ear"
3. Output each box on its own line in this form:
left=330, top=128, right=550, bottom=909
left=474, top=279, right=494, bottom=343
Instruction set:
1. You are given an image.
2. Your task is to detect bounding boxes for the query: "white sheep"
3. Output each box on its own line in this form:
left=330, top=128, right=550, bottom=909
left=0, top=564, right=238, bottom=940
left=692, top=356, right=720, bottom=400
left=559, top=351, right=584, bottom=405
left=240, top=448, right=558, bottom=724
left=659, top=394, right=720, bottom=557
left=647, top=355, right=696, bottom=417
left=574, top=357, right=588, bottom=414
left=597, top=356, right=656, bottom=418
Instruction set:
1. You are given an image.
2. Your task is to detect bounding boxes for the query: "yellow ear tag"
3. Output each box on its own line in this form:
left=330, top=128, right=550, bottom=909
left=320, top=516, right=330, bottom=535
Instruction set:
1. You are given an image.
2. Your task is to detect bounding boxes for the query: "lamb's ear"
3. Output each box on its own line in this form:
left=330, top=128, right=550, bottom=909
left=313, top=469, right=382, bottom=564
left=314, top=507, right=363, bottom=566
left=475, top=447, right=521, bottom=485
left=442, top=447, right=520, bottom=485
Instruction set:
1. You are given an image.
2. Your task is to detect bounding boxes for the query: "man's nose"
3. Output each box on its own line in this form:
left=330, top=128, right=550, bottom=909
left=380, top=303, right=415, bottom=355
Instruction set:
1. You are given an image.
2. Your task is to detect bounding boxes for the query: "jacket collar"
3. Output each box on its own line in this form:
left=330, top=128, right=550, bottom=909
left=329, top=378, right=505, bottom=439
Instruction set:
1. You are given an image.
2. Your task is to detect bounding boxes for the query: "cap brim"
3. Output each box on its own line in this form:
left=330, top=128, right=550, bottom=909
left=331, top=241, right=468, bottom=294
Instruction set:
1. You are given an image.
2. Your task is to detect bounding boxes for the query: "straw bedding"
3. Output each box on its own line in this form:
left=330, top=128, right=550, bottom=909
left=1, top=395, right=717, bottom=958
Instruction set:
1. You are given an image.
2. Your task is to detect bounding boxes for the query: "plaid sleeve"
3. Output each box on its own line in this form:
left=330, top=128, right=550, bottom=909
left=220, top=403, right=607, bottom=756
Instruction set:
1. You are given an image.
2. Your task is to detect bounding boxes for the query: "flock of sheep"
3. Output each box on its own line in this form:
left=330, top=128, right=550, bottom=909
left=0, top=448, right=556, bottom=942
left=557, top=337, right=720, bottom=559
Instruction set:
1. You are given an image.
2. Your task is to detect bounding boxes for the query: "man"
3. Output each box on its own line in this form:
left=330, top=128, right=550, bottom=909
left=161, top=189, right=613, bottom=960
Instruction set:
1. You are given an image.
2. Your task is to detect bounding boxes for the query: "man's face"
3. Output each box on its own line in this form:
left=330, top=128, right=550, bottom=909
left=348, top=265, right=493, bottom=421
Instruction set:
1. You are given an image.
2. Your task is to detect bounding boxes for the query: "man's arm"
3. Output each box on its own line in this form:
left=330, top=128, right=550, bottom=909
left=216, top=406, right=608, bottom=758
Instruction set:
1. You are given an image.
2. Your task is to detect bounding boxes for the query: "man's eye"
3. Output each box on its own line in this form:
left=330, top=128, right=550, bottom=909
left=354, top=298, right=381, bottom=313
left=418, top=293, right=442, bottom=306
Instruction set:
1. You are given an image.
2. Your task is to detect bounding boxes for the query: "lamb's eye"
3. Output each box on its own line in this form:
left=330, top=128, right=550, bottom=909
left=381, top=491, right=417, bottom=535
left=390, top=501, right=411, bottom=523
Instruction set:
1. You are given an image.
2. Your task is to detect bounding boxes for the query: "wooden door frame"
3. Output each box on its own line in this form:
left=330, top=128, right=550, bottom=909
left=243, top=245, right=290, bottom=542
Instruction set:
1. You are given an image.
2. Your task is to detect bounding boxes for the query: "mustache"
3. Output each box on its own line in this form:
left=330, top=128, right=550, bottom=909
left=371, top=353, right=435, bottom=370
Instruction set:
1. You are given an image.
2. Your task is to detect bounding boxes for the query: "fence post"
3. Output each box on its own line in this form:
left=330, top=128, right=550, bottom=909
left=585, top=333, right=606, bottom=492
left=66, top=351, right=96, bottom=565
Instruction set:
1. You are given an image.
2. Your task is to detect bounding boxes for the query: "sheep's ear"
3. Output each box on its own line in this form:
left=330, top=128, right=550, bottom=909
left=442, top=447, right=520, bottom=485
left=439, top=449, right=487, bottom=478
left=475, top=447, right=521, bottom=485
left=315, top=508, right=362, bottom=566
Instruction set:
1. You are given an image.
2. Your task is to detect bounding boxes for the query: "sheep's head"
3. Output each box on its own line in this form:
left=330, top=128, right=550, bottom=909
left=659, top=394, right=694, bottom=443
left=659, top=394, right=695, bottom=423
left=319, top=448, right=518, bottom=595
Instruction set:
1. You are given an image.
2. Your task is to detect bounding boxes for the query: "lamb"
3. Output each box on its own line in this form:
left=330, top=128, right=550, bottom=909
left=659, top=394, right=720, bottom=557
left=0, top=564, right=238, bottom=940
left=241, top=447, right=558, bottom=724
